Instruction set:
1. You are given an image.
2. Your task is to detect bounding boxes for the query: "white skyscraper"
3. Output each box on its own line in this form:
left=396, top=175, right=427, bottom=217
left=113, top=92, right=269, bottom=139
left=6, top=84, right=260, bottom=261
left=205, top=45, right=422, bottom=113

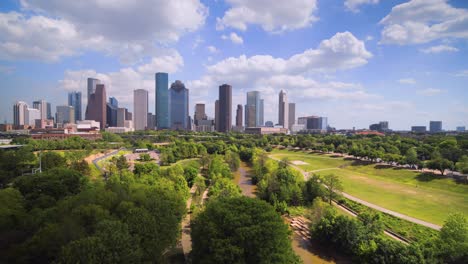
left=33, top=99, right=47, bottom=120
left=13, top=101, right=28, bottom=127
left=134, top=89, right=149, bottom=130
left=56, top=105, right=75, bottom=125
left=25, top=108, right=40, bottom=126
left=278, top=90, right=288, bottom=128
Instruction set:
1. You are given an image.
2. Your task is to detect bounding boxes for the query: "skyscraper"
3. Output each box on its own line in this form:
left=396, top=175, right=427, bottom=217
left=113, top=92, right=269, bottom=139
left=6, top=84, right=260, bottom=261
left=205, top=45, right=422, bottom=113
left=194, top=104, right=207, bottom=125
left=278, top=90, right=288, bottom=128
left=13, top=101, right=28, bottom=127
left=117, top=108, right=128, bottom=127
left=170, top=80, right=189, bottom=130
left=236, top=104, right=243, bottom=127
left=86, top=78, right=101, bottom=120
left=430, top=121, right=442, bottom=133
left=245, top=91, right=262, bottom=127
left=32, top=100, right=47, bottom=120
left=46, top=102, right=52, bottom=120
left=215, top=100, right=219, bottom=131
left=218, top=84, right=232, bottom=132
left=259, top=99, right=264, bottom=126
left=86, top=84, right=107, bottom=129
left=147, top=113, right=156, bottom=130
left=56, top=105, right=75, bottom=125
left=68, top=91, right=82, bottom=122
left=288, top=103, right=295, bottom=130
left=155, top=72, right=169, bottom=129
left=25, top=108, right=40, bottom=126
left=134, top=89, right=149, bottom=130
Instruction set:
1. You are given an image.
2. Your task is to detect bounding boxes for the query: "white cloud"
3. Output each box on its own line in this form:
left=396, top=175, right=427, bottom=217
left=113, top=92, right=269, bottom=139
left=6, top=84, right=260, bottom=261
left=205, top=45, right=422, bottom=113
left=380, top=0, right=468, bottom=45
left=398, top=78, right=416, bottom=84
left=207, top=45, right=219, bottom=54
left=137, top=52, right=184, bottom=74
left=454, top=70, right=468, bottom=77
left=221, top=32, right=244, bottom=44
left=417, top=88, right=444, bottom=96
left=0, top=0, right=207, bottom=62
left=420, top=45, right=459, bottom=53
left=345, top=0, right=380, bottom=12
left=216, top=0, right=318, bottom=32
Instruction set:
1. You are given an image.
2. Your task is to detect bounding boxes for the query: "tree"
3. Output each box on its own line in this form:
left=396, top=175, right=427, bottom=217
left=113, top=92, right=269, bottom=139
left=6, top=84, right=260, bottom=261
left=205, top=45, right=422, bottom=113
left=41, top=151, right=67, bottom=171
left=437, top=213, right=468, bottom=263
left=405, top=148, right=419, bottom=168
left=224, top=150, right=240, bottom=172
left=322, top=173, right=343, bottom=205
left=208, top=178, right=242, bottom=199
left=191, top=197, right=300, bottom=264
left=139, top=153, right=151, bottom=162
left=456, top=155, right=468, bottom=174
left=426, top=158, right=454, bottom=176
left=302, top=175, right=325, bottom=205
left=70, top=160, right=91, bottom=176
left=115, top=155, right=129, bottom=172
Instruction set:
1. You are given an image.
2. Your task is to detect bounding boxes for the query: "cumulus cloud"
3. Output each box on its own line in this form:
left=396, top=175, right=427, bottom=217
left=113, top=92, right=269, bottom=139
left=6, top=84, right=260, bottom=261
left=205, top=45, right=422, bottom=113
left=419, top=45, right=459, bottom=53
left=345, top=0, right=380, bottom=12
left=379, top=0, right=468, bottom=45
left=417, top=88, right=445, bottom=96
left=221, top=32, right=244, bottom=44
left=0, top=0, right=207, bottom=62
left=207, top=46, right=219, bottom=54
left=398, top=78, right=416, bottom=84
left=216, top=0, right=318, bottom=32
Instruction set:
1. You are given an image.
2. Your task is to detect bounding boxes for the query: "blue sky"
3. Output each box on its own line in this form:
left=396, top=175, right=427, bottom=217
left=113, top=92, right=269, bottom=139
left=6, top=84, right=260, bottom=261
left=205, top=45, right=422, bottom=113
left=0, top=0, right=467, bottom=130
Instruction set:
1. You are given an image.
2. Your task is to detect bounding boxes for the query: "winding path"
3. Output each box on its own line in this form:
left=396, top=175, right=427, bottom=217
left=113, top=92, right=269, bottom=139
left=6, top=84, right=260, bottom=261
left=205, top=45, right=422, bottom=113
left=270, top=156, right=442, bottom=231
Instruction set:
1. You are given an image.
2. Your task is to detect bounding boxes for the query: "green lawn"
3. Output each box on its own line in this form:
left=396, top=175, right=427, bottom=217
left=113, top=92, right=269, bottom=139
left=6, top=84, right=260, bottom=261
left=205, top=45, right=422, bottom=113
left=270, top=149, right=468, bottom=225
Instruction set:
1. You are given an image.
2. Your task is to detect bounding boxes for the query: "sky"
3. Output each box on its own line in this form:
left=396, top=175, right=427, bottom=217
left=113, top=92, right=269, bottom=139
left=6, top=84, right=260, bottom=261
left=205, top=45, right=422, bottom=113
left=0, top=0, right=467, bottom=130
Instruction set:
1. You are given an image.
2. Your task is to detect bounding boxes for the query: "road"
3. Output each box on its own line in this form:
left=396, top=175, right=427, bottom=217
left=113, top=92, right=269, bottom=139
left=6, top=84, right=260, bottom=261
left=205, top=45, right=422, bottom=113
left=92, top=149, right=122, bottom=172
left=270, top=156, right=442, bottom=231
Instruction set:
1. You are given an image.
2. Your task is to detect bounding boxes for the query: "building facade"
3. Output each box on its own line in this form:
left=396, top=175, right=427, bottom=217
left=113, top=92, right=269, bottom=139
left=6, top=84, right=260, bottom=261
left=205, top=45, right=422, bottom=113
left=85, top=78, right=101, bottom=120
left=155, top=72, right=169, bottom=129
left=56, top=105, right=75, bottom=125
left=236, top=104, right=243, bottom=127
left=411, top=126, right=427, bottom=133
left=288, top=103, right=295, bottom=130
left=32, top=100, right=47, bottom=120
left=429, top=121, right=442, bottom=133
left=134, top=89, right=149, bottom=130
left=245, top=91, right=262, bottom=127
left=68, top=92, right=82, bottom=122
left=218, top=84, right=232, bottom=132
left=278, top=90, right=288, bottom=128
left=215, top=100, right=219, bottom=131
left=86, top=84, right=107, bottom=129
left=170, top=80, right=189, bottom=130
left=13, top=101, right=28, bottom=127
left=194, top=104, right=207, bottom=125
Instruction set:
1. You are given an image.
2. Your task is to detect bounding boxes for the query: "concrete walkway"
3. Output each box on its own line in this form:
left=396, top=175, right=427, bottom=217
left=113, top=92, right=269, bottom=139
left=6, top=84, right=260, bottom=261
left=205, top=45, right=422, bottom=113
left=269, top=156, right=442, bottom=231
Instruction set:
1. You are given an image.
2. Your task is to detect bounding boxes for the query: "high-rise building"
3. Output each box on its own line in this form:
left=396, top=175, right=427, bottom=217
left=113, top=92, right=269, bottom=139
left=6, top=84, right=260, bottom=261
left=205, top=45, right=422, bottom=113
left=106, top=103, right=118, bottom=127
left=68, top=91, right=82, bottom=122
left=134, top=89, right=149, bottom=130
left=86, top=78, right=101, bottom=120
left=147, top=113, right=156, bottom=130
left=25, top=108, right=40, bottom=126
left=194, top=104, right=207, bottom=125
left=86, top=84, right=107, bottom=129
left=298, top=116, right=327, bottom=131
left=278, top=90, right=288, bottom=128
left=13, top=101, right=28, bottom=127
left=379, top=121, right=389, bottom=131
left=288, top=103, right=295, bottom=130
left=215, top=100, right=219, bottom=131
left=259, top=99, right=264, bottom=126
left=429, top=121, right=442, bottom=133
left=170, top=80, right=189, bottom=130
left=56, top=105, right=75, bottom=125
left=218, top=84, right=232, bottom=132
left=245, top=91, right=262, bottom=127
left=411, top=126, right=427, bottom=133
left=236, top=104, right=243, bottom=127
left=46, top=102, right=52, bottom=120
left=155, top=72, right=169, bottom=129
left=117, top=108, right=128, bottom=127
left=32, top=100, right=47, bottom=120
left=109, top=97, right=118, bottom=108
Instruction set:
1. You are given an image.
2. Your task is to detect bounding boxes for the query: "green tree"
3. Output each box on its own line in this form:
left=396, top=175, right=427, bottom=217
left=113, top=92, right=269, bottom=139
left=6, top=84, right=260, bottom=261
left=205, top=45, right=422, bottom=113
left=115, top=155, right=129, bottom=172
left=224, top=150, right=241, bottom=171
left=191, top=197, right=300, bottom=264
left=437, top=213, right=468, bottom=263
left=41, top=151, right=67, bottom=171
left=208, top=178, right=242, bottom=199
left=322, top=173, right=343, bottom=205
left=456, top=155, right=468, bottom=174
left=426, top=158, right=454, bottom=176
left=139, top=153, right=151, bottom=162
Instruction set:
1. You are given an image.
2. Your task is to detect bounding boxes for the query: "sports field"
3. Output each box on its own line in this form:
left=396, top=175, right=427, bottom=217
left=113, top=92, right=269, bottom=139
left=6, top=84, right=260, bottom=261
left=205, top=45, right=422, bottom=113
left=270, top=149, right=468, bottom=225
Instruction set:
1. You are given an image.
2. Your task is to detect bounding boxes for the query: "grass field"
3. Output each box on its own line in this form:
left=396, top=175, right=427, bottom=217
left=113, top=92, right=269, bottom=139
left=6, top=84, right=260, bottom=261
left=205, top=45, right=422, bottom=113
left=270, top=149, right=468, bottom=225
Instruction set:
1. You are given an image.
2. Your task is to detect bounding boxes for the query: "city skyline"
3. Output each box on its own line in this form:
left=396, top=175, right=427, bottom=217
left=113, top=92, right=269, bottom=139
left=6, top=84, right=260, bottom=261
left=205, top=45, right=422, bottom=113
left=0, top=0, right=467, bottom=129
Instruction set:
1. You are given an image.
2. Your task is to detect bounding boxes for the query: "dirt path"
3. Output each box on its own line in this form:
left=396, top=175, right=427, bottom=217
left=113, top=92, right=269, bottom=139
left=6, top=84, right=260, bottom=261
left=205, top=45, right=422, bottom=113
left=181, top=185, right=197, bottom=261
left=269, top=156, right=442, bottom=231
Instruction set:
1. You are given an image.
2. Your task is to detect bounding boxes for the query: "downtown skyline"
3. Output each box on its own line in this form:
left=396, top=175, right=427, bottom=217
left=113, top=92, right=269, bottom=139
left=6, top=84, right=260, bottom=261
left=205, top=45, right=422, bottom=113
left=0, top=0, right=467, bottom=130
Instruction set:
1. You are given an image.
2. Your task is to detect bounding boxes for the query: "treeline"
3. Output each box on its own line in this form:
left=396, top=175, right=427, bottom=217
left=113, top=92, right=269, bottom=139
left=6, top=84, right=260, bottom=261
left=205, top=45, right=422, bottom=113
left=0, top=150, right=188, bottom=263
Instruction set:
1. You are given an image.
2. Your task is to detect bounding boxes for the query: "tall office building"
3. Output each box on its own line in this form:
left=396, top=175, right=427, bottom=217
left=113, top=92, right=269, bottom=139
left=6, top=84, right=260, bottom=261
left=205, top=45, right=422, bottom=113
left=56, top=105, right=75, bottom=125
left=155, top=72, right=169, bottom=129
left=218, top=84, right=232, bottom=132
left=86, top=78, right=101, bottom=120
left=236, top=104, right=243, bottom=127
left=288, top=103, right=295, bottom=130
left=278, top=90, right=288, bottom=128
left=46, top=102, right=52, bottom=120
left=215, top=100, right=219, bottom=131
left=259, top=99, right=264, bottom=126
left=117, top=108, right=128, bottom=127
left=13, top=101, right=28, bottom=127
left=134, top=89, right=149, bottom=131
left=86, top=84, right=107, bottom=129
left=32, top=100, right=47, bottom=120
left=109, top=97, right=118, bottom=108
left=25, top=108, right=40, bottom=126
left=68, top=91, right=82, bottom=122
left=430, top=121, right=442, bottom=133
left=194, top=104, right=207, bottom=125
left=106, top=102, right=118, bottom=127
left=298, top=116, right=328, bottom=131
left=170, top=80, right=189, bottom=130
left=245, top=91, right=262, bottom=127
left=147, top=113, right=156, bottom=130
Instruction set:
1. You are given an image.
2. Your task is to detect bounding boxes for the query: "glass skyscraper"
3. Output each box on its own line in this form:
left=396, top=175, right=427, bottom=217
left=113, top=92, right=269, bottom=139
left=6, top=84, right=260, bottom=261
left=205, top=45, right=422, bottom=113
left=155, top=72, right=169, bottom=129
left=170, top=80, right=189, bottom=130
left=245, top=91, right=263, bottom=127
left=68, top=91, right=82, bottom=122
